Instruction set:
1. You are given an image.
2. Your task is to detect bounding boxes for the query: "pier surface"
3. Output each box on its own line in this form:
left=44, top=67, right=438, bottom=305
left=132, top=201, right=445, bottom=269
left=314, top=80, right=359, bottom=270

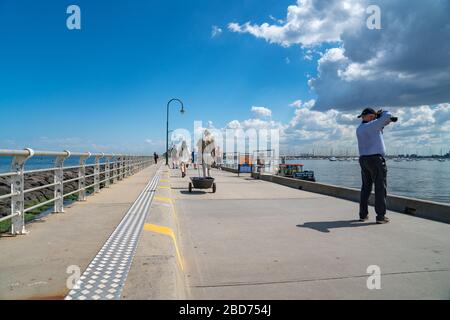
left=1, top=166, right=449, bottom=299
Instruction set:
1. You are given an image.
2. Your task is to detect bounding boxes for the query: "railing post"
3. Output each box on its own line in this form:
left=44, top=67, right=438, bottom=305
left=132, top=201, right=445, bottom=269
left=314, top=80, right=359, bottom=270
left=131, top=156, right=134, bottom=175
left=122, top=155, right=126, bottom=179
left=117, top=156, right=122, bottom=181
left=112, top=156, right=118, bottom=183
left=54, top=151, right=70, bottom=213
left=117, top=156, right=123, bottom=181
left=130, top=156, right=133, bottom=175
left=10, top=148, right=34, bottom=235
left=123, top=156, right=128, bottom=179
left=94, top=154, right=103, bottom=193
left=78, top=153, right=90, bottom=201
left=105, top=155, right=112, bottom=188
left=129, top=156, right=133, bottom=175
left=122, top=156, right=126, bottom=179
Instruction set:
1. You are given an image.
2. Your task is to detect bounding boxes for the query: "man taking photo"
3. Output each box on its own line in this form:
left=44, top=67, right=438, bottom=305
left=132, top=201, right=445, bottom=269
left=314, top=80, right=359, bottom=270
left=356, top=108, right=397, bottom=224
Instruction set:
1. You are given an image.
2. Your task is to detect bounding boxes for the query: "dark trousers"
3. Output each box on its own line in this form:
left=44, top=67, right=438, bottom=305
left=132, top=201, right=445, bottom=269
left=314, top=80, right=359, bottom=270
left=359, top=155, right=387, bottom=220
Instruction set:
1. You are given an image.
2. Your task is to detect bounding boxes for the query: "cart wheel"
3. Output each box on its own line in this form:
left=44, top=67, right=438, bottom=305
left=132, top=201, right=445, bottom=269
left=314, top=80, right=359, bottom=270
left=212, top=183, right=216, bottom=193
left=189, top=183, right=192, bottom=193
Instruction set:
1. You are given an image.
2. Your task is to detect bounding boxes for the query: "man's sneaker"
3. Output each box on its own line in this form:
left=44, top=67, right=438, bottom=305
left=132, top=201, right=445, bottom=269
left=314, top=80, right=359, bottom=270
left=359, top=216, right=369, bottom=222
left=376, top=217, right=390, bottom=224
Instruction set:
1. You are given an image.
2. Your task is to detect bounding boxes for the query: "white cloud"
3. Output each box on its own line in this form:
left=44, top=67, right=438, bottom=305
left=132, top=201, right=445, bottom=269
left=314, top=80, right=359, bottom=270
left=230, top=0, right=450, bottom=110
left=289, top=100, right=302, bottom=108
left=251, top=106, right=272, bottom=118
left=225, top=103, right=450, bottom=155
left=227, top=120, right=241, bottom=129
left=211, top=25, right=223, bottom=38
left=289, top=99, right=315, bottom=109
left=228, top=22, right=241, bottom=33
left=286, top=103, right=450, bottom=154
left=229, top=0, right=365, bottom=47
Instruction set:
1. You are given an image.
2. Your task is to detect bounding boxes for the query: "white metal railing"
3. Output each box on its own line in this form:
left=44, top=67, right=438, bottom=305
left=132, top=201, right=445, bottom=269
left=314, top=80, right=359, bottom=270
left=0, top=149, right=154, bottom=235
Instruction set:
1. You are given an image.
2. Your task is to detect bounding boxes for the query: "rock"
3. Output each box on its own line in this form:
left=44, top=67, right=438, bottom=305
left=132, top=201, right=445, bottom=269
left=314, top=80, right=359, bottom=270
left=0, top=167, right=102, bottom=217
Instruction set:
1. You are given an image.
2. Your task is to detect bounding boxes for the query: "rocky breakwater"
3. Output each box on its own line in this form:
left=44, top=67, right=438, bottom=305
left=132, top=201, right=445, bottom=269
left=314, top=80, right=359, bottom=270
left=0, top=167, right=100, bottom=217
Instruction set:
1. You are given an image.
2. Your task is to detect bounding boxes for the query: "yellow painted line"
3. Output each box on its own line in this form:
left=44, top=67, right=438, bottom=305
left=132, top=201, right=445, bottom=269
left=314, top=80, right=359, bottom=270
left=160, top=179, right=169, bottom=183
left=167, top=190, right=180, bottom=241
left=153, top=202, right=171, bottom=208
left=144, top=223, right=184, bottom=270
left=153, top=196, right=179, bottom=227
left=154, top=196, right=172, bottom=203
left=157, top=186, right=171, bottom=189
left=154, top=190, right=180, bottom=249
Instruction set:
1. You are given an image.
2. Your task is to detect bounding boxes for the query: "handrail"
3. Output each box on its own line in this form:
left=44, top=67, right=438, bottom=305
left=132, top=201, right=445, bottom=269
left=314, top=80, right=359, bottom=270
left=0, top=149, right=140, bottom=158
left=0, top=148, right=154, bottom=235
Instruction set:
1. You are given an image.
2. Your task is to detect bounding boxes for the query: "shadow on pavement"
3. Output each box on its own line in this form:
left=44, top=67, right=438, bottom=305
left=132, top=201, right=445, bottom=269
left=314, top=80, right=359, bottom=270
left=297, top=220, right=377, bottom=233
left=179, top=190, right=208, bottom=195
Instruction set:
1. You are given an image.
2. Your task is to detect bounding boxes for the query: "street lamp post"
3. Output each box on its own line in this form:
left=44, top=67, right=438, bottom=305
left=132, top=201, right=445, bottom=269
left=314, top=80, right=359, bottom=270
left=166, top=98, right=185, bottom=166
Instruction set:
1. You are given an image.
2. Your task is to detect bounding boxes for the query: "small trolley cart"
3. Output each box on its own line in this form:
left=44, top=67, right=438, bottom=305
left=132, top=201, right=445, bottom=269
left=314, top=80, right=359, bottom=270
left=189, top=164, right=217, bottom=193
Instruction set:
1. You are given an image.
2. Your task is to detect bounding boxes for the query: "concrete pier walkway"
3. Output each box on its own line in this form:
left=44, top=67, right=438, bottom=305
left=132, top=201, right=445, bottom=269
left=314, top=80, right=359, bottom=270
left=0, top=165, right=449, bottom=299
left=170, top=168, right=450, bottom=299
left=0, top=165, right=159, bottom=299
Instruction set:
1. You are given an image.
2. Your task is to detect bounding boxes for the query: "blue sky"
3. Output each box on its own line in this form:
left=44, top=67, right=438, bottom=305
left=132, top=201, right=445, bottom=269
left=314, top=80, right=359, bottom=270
left=0, top=0, right=316, bottom=152
left=1, top=0, right=449, bottom=154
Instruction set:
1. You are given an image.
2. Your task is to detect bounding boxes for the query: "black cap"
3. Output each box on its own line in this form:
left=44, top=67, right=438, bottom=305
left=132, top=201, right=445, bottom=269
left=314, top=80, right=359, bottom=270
left=357, top=108, right=376, bottom=118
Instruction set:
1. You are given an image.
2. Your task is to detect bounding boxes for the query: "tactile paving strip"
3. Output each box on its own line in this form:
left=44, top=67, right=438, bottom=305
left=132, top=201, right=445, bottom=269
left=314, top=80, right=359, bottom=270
left=65, top=170, right=161, bottom=300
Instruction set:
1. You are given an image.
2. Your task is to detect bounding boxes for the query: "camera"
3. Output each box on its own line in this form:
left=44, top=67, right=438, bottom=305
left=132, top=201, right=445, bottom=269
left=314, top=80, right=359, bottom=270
left=376, top=110, right=398, bottom=122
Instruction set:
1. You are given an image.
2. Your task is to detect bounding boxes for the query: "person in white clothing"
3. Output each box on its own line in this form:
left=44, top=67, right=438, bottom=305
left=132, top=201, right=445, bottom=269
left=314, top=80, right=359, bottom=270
left=170, top=146, right=179, bottom=169
left=197, top=129, right=216, bottom=178
left=178, top=140, right=190, bottom=178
